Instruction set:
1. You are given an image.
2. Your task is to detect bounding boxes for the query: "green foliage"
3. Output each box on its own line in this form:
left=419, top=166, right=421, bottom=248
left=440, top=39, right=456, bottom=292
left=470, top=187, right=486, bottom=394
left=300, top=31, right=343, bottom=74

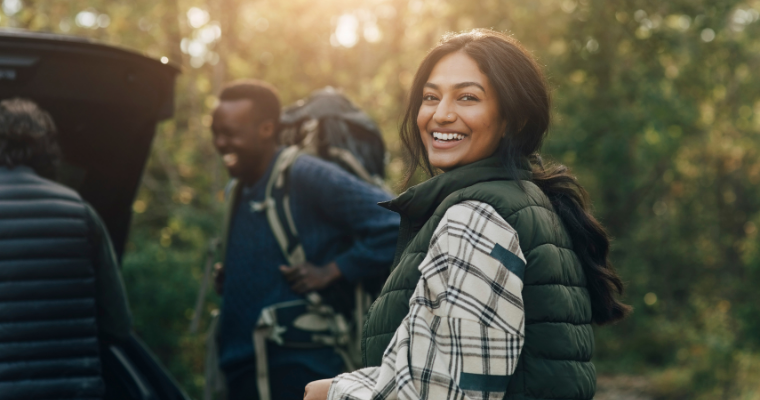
left=5, top=0, right=760, bottom=398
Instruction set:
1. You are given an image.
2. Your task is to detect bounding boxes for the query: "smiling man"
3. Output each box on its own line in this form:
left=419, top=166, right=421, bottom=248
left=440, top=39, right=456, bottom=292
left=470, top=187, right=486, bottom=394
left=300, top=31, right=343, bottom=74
left=210, top=80, right=399, bottom=400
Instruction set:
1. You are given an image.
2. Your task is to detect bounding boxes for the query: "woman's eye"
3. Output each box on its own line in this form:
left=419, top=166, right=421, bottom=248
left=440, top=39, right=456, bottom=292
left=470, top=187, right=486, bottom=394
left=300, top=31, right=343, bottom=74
left=460, top=94, right=479, bottom=101
left=422, top=94, right=438, bottom=101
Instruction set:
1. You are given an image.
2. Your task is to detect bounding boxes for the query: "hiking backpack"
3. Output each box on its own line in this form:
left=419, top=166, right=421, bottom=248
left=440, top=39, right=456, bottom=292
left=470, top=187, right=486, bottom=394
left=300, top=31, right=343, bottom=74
left=265, top=87, right=390, bottom=289
left=279, top=86, right=387, bottom=186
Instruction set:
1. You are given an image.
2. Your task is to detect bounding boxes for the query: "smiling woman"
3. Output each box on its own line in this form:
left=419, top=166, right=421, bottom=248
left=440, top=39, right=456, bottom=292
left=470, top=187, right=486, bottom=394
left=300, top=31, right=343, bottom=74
left=417, top=51, right=505, bottom=171
left=305, top=28, right=630, bottom=400
left=400, top=30, right=551, bottom=185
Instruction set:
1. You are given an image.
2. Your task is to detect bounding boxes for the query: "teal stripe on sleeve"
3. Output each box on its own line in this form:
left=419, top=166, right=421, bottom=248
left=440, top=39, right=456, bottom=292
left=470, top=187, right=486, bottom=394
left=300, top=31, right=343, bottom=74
left=459, top=372, right=510, bottom=392
left=489, top=243, right=525, bottom=280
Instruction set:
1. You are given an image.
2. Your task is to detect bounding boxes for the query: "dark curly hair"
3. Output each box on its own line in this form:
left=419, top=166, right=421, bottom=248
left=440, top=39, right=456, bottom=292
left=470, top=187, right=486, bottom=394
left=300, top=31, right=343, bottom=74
left=0, top=98, right=60, bottom=178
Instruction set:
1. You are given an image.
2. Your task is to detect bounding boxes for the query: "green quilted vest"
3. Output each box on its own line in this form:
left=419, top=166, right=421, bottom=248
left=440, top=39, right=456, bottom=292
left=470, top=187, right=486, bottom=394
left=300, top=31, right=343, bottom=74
left=362, top=157, right=595, bottom=399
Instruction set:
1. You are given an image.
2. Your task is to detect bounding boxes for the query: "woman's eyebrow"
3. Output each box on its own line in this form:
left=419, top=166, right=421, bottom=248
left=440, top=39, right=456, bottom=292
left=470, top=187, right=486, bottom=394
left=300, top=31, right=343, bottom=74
left=423, top=81, right=486, bottom=92
left=422, top=82, right=486, bottom=93
left=453, top=81, right=485, bottom=92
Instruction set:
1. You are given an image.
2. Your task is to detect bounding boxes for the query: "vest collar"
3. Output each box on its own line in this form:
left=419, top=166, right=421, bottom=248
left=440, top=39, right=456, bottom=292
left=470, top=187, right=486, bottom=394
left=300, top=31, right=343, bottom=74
left=379, top=157, right=531, bottom=223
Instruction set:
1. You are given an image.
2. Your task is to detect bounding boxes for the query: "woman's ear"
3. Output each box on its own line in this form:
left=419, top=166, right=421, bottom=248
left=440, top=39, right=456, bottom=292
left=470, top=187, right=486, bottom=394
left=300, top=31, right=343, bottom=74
left=509, top=119, right=528, bottom=136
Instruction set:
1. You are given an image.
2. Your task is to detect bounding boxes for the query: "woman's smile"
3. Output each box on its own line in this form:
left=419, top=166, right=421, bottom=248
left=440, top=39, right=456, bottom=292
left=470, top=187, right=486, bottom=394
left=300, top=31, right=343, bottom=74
left=430, top=129, right=467, bottom=149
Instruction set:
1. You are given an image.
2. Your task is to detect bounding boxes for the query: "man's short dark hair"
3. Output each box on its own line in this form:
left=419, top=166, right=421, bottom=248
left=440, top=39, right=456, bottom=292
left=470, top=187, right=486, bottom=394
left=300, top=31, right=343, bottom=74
left=219, top=79, right=281, bottom=128
left=0, top=98, right=60, bottom=177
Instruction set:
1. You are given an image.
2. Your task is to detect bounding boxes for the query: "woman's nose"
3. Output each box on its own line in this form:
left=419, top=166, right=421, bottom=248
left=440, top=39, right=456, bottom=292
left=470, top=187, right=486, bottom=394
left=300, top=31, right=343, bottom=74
left=433, top=103, right=456, bottom=124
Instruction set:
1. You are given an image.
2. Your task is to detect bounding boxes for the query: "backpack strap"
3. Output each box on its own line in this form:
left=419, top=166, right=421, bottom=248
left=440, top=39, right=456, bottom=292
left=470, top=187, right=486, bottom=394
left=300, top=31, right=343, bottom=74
left=252, top=144, right=374, bottom=400
left=296, top=121, right=392, bottom=193
left=265, top=141, right=390, bottom=265
left=263, top=145, right=306, bottom=266
left=219, top=145, right=305, bottom=268
left=251, top=146, right=304, bottom=400
left=219, top=179, right=241, bottom=266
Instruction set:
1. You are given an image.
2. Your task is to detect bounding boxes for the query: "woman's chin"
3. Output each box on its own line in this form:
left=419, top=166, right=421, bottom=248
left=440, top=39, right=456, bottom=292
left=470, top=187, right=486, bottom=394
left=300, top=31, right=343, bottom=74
left=429, top=154, right=462, bottom=172
left=427, top=141, right=478, bottom=171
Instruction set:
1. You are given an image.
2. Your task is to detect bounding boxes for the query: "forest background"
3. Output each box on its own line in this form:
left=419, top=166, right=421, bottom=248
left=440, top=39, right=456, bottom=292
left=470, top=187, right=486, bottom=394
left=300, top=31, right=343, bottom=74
left=2, top=0, right=760, bottom=398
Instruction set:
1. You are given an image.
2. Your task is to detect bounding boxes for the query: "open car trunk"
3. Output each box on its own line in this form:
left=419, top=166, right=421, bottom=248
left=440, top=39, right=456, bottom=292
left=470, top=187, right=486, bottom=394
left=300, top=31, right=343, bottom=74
left=0, top=29, right=177, bottom=258
left=0, top=30, right=189, bottom=400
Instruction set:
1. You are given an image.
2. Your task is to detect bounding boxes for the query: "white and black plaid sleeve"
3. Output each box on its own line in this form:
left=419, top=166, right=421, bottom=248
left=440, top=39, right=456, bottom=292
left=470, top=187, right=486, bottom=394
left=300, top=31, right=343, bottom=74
left=327, top=200, right=526, bottom=400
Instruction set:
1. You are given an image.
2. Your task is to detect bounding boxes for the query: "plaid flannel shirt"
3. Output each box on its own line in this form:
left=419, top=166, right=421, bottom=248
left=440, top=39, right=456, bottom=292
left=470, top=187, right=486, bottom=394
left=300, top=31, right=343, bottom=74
left=328, top=200, right=526, bottom=400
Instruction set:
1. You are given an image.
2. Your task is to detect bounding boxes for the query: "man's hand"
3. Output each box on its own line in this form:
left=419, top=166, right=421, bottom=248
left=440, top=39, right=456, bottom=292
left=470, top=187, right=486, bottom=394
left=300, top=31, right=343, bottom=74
left=213, top=262, right=225, bottom=295
left=303, top=378, right=332, bottom=400
left=280, top=261, right=342, bottom=294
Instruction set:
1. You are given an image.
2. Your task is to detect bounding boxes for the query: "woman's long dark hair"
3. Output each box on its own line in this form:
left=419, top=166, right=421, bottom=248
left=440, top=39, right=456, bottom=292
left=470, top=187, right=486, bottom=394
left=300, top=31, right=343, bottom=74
left=401, top=29, right=631, bottom=324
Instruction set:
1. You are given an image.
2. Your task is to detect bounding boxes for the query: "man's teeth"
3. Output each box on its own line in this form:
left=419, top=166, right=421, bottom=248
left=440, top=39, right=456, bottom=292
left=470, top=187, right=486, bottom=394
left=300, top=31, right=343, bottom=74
left=223, top=153, right=238, bottom=166
left=432, top=132, right=465, bottom=141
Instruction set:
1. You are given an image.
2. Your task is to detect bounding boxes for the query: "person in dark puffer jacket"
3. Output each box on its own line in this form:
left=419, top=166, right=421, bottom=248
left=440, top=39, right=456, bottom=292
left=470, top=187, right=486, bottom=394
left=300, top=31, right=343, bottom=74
left=304, top=29, right=631, bottom=400
left=0, top=98, right=132, bottom=400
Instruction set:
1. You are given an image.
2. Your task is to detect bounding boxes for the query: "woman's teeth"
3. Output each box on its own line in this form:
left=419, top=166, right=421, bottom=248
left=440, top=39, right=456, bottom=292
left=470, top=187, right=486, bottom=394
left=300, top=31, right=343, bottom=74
left=222, top=153, right=238, bottom=167
left=432, top=132, right=465, bottom=141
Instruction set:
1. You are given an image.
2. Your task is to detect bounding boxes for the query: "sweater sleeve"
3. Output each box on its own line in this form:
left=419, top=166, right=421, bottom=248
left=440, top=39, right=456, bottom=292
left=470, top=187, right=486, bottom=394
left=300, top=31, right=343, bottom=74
left=291, top=157, right=400, bottom=282
left=327, top=200, right=525, bottom=400
left=85, top=203, right=132, bottom=342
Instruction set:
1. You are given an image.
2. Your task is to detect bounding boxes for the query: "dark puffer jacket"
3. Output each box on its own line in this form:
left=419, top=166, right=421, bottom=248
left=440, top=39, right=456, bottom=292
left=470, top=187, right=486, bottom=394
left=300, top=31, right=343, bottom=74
left=0, top=166, right=105, bottom=399
left=362, top=157, right=595, bottom=399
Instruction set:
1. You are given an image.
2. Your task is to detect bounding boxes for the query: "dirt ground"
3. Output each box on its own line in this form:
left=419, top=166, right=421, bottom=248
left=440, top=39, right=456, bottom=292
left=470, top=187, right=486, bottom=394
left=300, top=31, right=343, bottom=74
left=595, top=375, right=654, bottom=400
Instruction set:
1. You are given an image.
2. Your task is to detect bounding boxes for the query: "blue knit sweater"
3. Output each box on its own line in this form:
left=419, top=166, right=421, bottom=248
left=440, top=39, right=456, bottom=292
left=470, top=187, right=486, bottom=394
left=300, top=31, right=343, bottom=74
left=218, top=151, right=399, bottom=380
